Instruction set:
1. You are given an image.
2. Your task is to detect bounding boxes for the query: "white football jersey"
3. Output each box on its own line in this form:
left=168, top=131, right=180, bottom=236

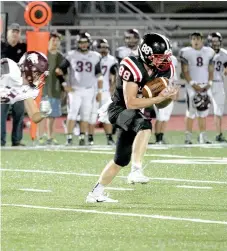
left=170, top=55, right=178, bottom=81
left=0, top=58, right=39, bottom=104
left=213, top=48, right=227, bottom=82
left=66, top=50, right=101, bottom=88
left=115, top=46, right=139, bottom=62
left=100, top=54, right=118, bottom=91
left=179, top=46, right=215, bottom=83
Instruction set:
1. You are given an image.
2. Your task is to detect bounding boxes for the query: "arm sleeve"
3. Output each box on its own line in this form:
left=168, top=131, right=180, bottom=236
left=110, top=63, right=118, bottom=75
left=59, top=58, right=70, bottom=74
left=95, top=60, right=102, bottom=76
left=179, top=50, right=188, bottom=64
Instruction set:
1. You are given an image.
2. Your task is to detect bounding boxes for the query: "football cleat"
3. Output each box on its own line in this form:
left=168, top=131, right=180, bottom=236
left=38, top=137, right=46, bottom=146
left=79, top=139, right=86, bottom=146
left=198, top=135, right=212, bottom=144
left=184, top=140, right=192, bottom=145
left=86, top=192, right=118, bottom=203
left=47, top=138, right=59, bottom=145
left=216, top=133, right=227, bottom=143
left=127, top=169, right=150, bottom=184
left=65, top=139, right=73, bottom=146
left=107, top=139, right=115, bottom=146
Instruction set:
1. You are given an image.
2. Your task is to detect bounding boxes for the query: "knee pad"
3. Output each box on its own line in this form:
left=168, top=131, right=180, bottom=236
left=114, top=147, right=132, bottom=167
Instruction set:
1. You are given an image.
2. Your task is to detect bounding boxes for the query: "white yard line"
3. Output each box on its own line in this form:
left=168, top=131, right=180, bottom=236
left=1, top=168, right=227, bottom=185
left=105, top=187, right=134, bottom=191
left=149, top=159, right=227, bottom=165
left=2, top=203, right=227, bottom=225
left=2, top=146, right=227, bottom=161
left=176, top=185, right=212, bottom=190
left=1, top=143, right=226, bottom=151
left=18, top=188, right=52, bottom=193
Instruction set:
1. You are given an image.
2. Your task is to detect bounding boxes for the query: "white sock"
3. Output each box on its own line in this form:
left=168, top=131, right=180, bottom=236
left=92, top=183, right=104, bottom=196
left=185, top=131, right=192, bottom=141
left=131, top=162, right=142, bottom=172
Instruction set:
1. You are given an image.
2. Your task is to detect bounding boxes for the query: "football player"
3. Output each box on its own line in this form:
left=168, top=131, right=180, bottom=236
left=208, top=32, right=227, bottom=142
left=86, top=33, right=178, bottom=203
left=56, top=32, right=103, bottom=146
left=0, top=51, right=52, bottom=123
left=115, top=29, right=140, bottom=63
left=179, top=32, right=215, bottom=144
left=88, top=38, right=118, bottom=145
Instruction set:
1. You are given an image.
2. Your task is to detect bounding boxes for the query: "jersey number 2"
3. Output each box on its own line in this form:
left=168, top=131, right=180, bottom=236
left=119, top=65, right=131, bottom=81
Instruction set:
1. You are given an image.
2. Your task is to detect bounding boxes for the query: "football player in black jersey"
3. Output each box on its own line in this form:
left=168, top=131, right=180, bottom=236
left=86, top=33, right=179, bottom=203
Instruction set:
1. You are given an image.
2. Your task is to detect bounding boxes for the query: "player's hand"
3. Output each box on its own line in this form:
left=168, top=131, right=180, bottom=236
left=159, top=86, right=179, bottom=100
left=55, top=68, right=63, bottom=76
left=40, top=100, right=52, bottom=117
left=96, top=92, right=102, bottom=102
left=64, top=86, right=74, bottom=93
left=192, top=84, right=203, bottom=92
left=201, top=84, right=211, bottom=92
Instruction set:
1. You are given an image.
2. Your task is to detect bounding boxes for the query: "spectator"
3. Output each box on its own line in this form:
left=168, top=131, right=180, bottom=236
left=1, top=23, right=27, bottom=146
left=38, top=31, right=65, bottom=145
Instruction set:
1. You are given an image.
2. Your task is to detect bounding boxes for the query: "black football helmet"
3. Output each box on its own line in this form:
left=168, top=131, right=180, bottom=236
left=124, top=29, right=140, bottom=48
left=76, top=32, right=91, bottom=52
left=207, top=32, right=222, bottom=52
left=193, top=93, right=211, bottom=111
left=138, top=33, right=172, bottom=71
left=93, top=38, right=109, bottom=55
left=19, top=51, right=49, bottom=88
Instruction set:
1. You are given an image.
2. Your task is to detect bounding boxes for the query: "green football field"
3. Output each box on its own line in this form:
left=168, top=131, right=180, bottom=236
left=1, top=132, right=227, bottom=251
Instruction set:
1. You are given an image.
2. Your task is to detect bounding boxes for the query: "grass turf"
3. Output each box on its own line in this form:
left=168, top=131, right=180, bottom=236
left=1, top=132, right=227, bottom=251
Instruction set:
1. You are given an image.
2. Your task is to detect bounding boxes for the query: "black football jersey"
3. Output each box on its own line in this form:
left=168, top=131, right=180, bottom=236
left=112, top=56, right=175, bottom=107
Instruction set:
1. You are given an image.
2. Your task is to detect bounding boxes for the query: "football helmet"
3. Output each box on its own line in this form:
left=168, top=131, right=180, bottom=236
left=124, top=29, right=140, bottom=48
left=76, top=32, right=91, bottom=52
left=207, top=32, right=222, bottom=52
left=193, top=93, right=211, bottom=111
left=138, top=33, right=172, bottom=71
left=93, top=38, right=109, bottom=55
left=19, top=51, right=49, bottom=88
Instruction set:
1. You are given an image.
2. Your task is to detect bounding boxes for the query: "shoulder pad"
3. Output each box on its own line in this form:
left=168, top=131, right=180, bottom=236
left=120, top=56, right=143, bottom=82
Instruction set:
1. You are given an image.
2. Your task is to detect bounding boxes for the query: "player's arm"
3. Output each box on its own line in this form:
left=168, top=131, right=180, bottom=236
left=123, top=81, right=177, bottom=110
left=203, top=56, right=215, bottom=91
left=24, top=98, right=51, bottom=124
left=181, top=62, right=202, bottom=92
left=223, top=61, right=227, bottom=76
left=55, top=58, right=70, bottom=76
left=109, top=63, right=118, bottom=94
left=95, top=60, right=103, bottom=102
left=57, top=74, right=74, bottom=93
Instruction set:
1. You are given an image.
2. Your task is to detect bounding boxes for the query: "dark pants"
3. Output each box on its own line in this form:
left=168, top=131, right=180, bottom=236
left=1, top=101, right=24, bottom=146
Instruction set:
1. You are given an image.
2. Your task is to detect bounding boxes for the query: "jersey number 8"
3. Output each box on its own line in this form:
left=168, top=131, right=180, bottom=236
left=119, top=65, right=131, bottom=81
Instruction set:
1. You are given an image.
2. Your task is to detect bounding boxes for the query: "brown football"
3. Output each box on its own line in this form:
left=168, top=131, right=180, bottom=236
left=142, top=77, right=169, bottom=98
left=142, top=77, right=172, bottom=109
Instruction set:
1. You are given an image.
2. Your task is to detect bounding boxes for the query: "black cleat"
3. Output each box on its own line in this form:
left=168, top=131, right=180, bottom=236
left=216, top=134, right=227, bottom=143
left=185, top=140, right=192, bottom=145
left=79, top=139, right=86, bottom=146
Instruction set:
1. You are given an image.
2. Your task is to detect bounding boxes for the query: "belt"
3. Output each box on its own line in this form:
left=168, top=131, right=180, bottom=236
left=213, top=80, right=223, bottom=82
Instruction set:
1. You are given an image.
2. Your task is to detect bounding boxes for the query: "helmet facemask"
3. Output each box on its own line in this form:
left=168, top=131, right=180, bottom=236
left=98, top=42, right=109, bottom=56
left=211, top=37, right=221, bottom=52
left=78, top=39, right=90, bottom=52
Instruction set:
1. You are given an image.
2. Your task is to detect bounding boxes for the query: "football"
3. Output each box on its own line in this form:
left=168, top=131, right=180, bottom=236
left=142, top=77, right=169, bottom=98
left=142, top=77, right=172, bottom=109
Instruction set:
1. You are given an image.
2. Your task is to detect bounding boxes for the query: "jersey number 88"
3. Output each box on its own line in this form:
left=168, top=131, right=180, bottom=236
left=119, top=65, right=131, bottom=81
